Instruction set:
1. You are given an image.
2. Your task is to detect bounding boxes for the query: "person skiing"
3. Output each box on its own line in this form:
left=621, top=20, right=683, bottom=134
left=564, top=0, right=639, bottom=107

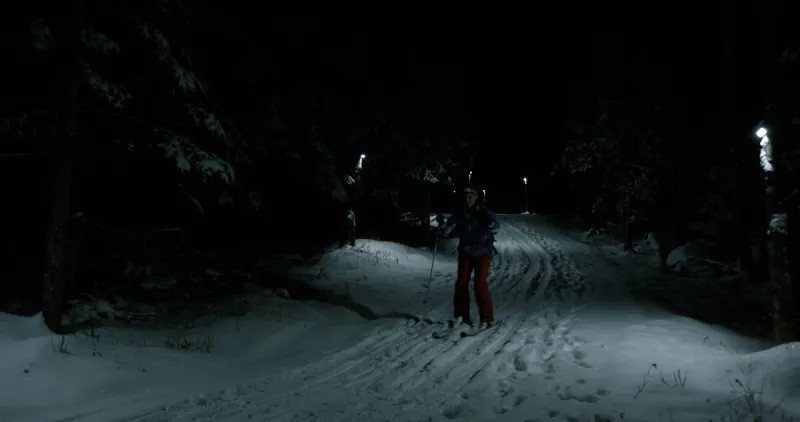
left=437, top=185, right=500, bottom=328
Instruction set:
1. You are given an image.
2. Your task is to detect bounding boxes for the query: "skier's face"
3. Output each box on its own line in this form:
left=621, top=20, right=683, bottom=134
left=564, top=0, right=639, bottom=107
left=464, top=192, right=478, bottom=208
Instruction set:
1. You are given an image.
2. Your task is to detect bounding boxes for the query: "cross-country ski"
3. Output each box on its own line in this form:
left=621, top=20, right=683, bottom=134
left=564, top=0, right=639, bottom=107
left=459, top=319, right=504, bottom=337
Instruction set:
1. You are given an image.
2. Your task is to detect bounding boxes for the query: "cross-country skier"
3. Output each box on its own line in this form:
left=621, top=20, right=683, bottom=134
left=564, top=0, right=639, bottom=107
left=437, top=185, right=500, bottom=328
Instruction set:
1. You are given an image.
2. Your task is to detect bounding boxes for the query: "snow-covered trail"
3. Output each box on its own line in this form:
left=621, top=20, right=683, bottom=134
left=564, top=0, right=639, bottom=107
left=4, top=215, right=798, bottom=422
left=108, top=216, right=591, bottom=422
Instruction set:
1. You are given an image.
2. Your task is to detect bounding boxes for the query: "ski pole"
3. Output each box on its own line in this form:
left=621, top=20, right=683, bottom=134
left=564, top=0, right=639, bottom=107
left=423, top=229, right=439, bottom=305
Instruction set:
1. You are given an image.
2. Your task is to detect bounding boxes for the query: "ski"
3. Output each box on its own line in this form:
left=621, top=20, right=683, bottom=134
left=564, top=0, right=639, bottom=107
left=410, top=316, right=449, bottom=326
left=431, top=320, right=465, bottom=339
left=459, top=319, right=504, bottom=338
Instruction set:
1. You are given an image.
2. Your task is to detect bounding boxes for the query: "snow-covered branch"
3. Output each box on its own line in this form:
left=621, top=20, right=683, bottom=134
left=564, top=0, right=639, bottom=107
left=138, top=21, right=171, bottom=58
left=80, top=60, right=131, bottom=109
left=158, top=135, right=235, bottom=184
left=185, top=103, right=226, bottom=139
left=408, top=161, right=453, bottom=185
left=81, top=28, right=120, bottom=54
left=768, top=213, right=788, bottom=235
left=170, top=58, right=208, bottom=95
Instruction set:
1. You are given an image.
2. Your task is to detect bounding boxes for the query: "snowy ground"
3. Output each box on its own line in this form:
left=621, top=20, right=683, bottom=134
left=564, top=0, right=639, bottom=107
left=1, top=215, right=798, bottom=422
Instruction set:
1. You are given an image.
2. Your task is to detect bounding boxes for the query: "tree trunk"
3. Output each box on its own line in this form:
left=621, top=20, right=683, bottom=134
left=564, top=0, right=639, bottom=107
left=340, top=204, right=356, bottom=248
left=65, top=218, right=83, bottom=298
left=341, top=208, right=356, bottom=247
left=340, top=170, right=361, bottom=248
left=760, top=0, right=795, bottom=342
left=622, top=190, right=633, bottom=251
left=790, top=210, right=799, bottom=339
left=43, top=1, right=82, bottom=334
left=767, top=209, right=793, bottom=342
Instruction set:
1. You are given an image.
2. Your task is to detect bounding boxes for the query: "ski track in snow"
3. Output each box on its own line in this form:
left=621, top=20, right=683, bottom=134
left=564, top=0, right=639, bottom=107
left=118, top=216, right=597, bottom=422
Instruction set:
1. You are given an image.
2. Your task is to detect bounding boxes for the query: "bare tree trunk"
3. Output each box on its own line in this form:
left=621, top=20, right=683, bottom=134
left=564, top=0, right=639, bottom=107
left=65, top=219, right=83, bottom=298
left=622, top=190, right=633, bottom=251
left=42, top=2, right=82, bottom=334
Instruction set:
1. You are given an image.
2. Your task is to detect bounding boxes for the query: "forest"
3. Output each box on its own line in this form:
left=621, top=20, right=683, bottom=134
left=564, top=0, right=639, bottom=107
left=1, top=2, right=798, bottom=344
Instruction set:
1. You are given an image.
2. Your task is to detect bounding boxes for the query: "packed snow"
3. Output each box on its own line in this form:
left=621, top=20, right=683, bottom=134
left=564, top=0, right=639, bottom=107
left=1, top=215, right=798, bottom=422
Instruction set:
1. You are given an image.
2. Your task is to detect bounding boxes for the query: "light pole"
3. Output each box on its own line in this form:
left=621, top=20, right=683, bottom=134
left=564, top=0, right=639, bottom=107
left=357, top=153, right=366, bottom=172
left=522, top=177, right=529, bottom=213
left=345, top=153, right=366, bottom=247
left=482, top=189, right=486, bottom=204
left=468, top=170, right=472, bottom=183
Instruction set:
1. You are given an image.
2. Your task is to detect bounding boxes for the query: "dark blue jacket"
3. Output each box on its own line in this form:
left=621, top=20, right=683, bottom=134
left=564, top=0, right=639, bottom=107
left=441, top=202, right=500, bottom=257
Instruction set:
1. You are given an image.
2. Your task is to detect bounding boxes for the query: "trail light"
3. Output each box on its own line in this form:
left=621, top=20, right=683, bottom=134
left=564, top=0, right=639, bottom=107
left=522, top=177, right=529, bottom=213
left=357, top=153, right=366, bottom=170
left=755, top=127, right=773, bottom=172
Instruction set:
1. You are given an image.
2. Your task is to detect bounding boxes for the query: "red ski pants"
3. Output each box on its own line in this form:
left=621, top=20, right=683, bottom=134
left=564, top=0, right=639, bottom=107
left=454, top=254, right=494, bottom=323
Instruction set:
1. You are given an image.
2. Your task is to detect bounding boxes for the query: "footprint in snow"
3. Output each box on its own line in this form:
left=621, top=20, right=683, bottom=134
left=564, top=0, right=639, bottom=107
left=572, top=349, right=592, bottom=368
left=442, top=404, right=462, bottom=419
left=496, top=379, right=513, bottom=396
left=493, top=395, right=526, bottom=415
left=557, top=386, right=601, bottom=403
left=561, top=392, right=600, bottom=403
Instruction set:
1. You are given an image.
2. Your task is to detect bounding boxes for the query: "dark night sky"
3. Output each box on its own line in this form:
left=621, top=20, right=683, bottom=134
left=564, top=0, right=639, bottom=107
left=253, top=9, right=770, bottom=212
left=150, top=6, right=787, bottom=216
left=2, top=6, right=776, bottom=213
